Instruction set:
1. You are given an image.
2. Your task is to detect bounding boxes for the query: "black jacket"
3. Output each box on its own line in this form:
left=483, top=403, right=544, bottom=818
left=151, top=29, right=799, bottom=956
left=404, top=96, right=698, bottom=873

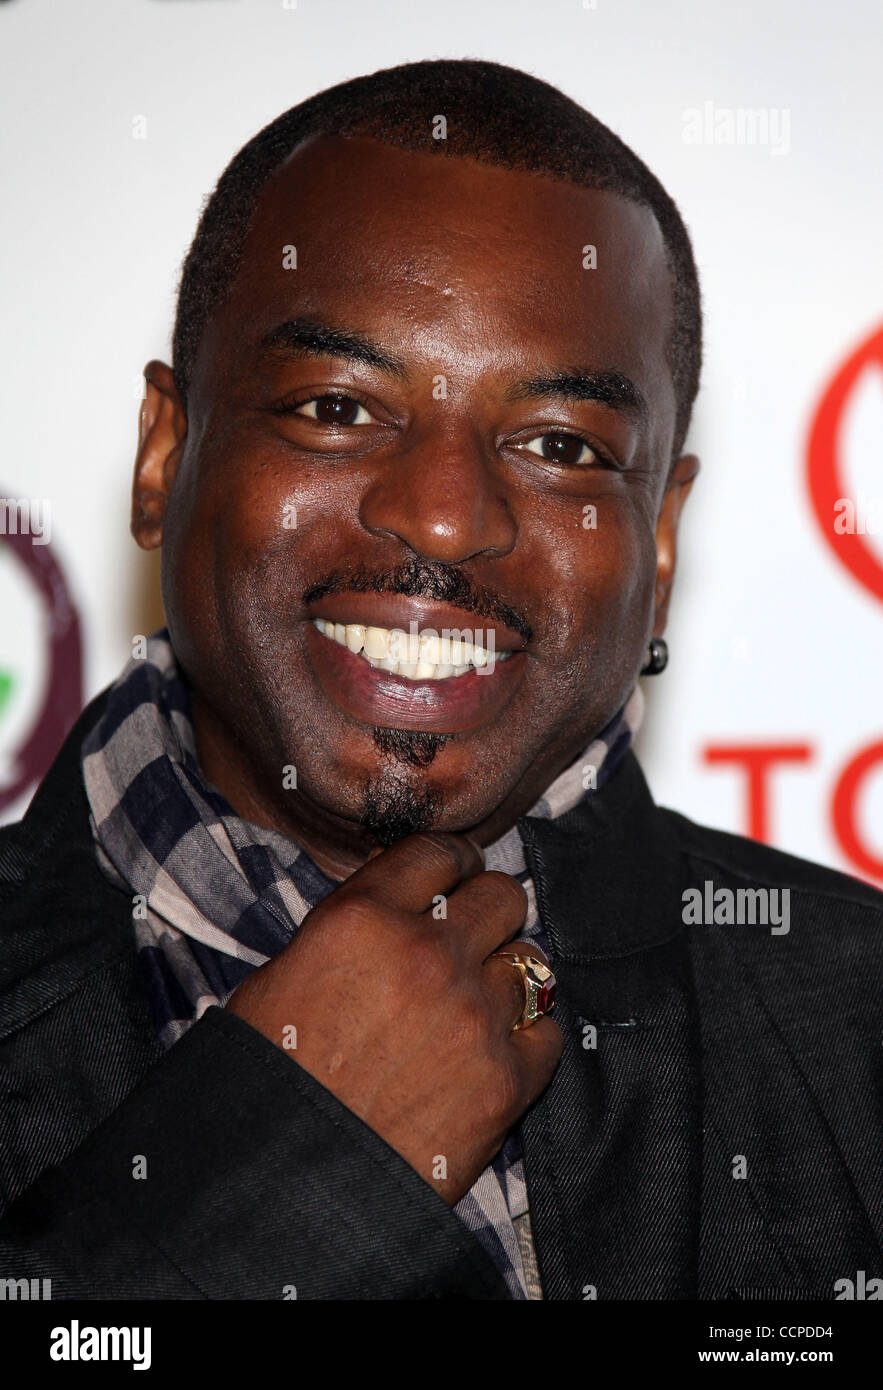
left=0, top=690, right=880, bottom=1300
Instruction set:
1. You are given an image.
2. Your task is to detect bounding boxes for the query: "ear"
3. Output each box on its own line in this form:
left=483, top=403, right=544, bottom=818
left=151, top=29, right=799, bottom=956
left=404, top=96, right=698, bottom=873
left=653, top=452, right=700, bottom=636
left=131, top=360, right=188, bottom=550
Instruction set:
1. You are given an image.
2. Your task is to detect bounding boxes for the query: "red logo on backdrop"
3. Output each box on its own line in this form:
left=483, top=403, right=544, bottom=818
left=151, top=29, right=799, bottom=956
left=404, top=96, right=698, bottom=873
left=703, top=325, right=883, bottom=884
left=807, top=322, right=883, bottom=601
left=0, top=511, right=83, bottom=814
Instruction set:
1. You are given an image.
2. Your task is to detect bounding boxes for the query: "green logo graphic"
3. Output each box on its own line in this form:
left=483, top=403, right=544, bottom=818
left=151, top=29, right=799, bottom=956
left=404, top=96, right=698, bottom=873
left=0, top=670, right=13, bottom=718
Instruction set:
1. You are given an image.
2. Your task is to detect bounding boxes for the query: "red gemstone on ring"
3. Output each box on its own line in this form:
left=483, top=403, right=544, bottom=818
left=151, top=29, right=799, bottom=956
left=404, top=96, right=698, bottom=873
left=536, top=977, right=556, bottom=1015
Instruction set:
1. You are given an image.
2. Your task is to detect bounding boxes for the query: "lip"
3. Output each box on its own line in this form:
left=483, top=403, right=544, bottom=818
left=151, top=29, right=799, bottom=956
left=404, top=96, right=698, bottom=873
left=304, top=619, right=528, bottom=733
left=306, top=593, right=527, bottom=656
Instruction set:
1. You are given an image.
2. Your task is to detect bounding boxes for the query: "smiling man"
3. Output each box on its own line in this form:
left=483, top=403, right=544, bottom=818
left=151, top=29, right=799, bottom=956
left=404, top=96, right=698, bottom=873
left=0, top=60, right=880, bottom=1302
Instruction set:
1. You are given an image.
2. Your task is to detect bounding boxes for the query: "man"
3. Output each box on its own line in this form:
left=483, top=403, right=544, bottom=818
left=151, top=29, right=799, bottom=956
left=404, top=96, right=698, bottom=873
left=0, top=59, right=880, bottom=1302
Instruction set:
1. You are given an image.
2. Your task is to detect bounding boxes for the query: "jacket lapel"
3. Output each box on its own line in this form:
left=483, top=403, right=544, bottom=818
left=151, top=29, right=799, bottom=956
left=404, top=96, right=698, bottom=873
left=517, top=752, right=702, bottom=1299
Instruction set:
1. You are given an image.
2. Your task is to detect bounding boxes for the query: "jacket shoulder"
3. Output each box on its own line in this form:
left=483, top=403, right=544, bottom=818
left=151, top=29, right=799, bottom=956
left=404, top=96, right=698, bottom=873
left=0, top=690, right=134, bottom=1027
left=661, top=804, right=883, bottom=918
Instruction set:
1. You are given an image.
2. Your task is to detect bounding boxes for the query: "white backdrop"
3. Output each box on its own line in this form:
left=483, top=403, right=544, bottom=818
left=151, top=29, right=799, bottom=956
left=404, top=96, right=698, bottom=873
left=2, top=0, right=881, bottom=884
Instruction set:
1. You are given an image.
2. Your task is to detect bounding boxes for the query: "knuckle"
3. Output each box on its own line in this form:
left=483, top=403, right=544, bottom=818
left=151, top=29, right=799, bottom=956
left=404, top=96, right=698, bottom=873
left=328, top=891, right=379, bottom=932
left=433, top=981, right=497, bottom=1054
left=405, top=932, right=459, bottom=995
left=310, top=890, right=391, bottom=954
left=477, top=870, right=529, bottom=922
left=446, top=990, right=490, bottom=1051
left=497, top=871, right=530, bottom=910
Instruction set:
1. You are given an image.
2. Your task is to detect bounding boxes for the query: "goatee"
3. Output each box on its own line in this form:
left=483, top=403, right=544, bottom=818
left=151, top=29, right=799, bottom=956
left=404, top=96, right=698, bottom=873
left=359, top=727, right=451, bottom=846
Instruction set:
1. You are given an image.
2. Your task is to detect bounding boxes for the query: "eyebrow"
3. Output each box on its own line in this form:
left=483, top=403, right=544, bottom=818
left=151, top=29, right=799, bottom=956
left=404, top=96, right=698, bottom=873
left=260, top=317, right=409, bottom=377
left=260, top=317, right=647, bottom=423
left=505, top=369, right=649, bottom=423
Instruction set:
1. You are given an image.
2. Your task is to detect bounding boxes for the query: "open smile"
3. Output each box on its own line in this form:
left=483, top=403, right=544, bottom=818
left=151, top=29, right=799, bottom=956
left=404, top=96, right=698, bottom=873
left=304, top=616, right=527, bottom=734
left=310, top=618, right=514, bottom=680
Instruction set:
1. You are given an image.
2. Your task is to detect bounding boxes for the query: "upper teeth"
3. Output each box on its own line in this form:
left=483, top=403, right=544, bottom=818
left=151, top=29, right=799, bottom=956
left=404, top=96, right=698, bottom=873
left=311, top=619, right=512, bottom=681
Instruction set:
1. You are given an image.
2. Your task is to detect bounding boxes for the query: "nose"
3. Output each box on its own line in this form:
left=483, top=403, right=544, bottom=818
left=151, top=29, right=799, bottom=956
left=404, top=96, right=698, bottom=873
left=358, top=422, right=517, bottom=565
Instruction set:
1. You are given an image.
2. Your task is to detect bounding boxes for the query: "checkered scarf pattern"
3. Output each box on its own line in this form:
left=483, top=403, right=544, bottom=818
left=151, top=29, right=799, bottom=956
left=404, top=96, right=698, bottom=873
left=81, top=630, right=643, bottom=1299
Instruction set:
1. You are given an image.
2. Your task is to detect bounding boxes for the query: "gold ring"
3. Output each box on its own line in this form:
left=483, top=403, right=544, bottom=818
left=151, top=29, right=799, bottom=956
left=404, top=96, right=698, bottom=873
left=493, top=951, right=557, bottom=1030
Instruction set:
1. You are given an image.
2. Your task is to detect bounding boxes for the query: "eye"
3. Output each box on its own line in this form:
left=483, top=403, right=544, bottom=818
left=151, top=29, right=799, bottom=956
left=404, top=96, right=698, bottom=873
left=291, top=394, right=374, bottom=426
left=520, top=431, right=599, bottom=466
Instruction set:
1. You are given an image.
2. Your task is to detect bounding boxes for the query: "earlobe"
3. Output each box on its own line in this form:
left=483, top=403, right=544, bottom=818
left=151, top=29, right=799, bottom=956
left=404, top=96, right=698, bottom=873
left=131, top=360, right=188, bottom=551
left=652, top=452, right=700, bottom=634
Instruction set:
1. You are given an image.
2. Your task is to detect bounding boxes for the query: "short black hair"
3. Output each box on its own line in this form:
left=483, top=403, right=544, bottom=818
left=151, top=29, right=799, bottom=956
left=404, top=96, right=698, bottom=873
left=172, top=58, right=702, bottom=458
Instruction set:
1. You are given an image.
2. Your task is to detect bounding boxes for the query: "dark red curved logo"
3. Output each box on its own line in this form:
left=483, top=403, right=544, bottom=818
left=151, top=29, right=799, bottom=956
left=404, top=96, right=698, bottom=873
left=807, top=324, right=883, bottom=602
left=0, top=509, right=82, bottom=814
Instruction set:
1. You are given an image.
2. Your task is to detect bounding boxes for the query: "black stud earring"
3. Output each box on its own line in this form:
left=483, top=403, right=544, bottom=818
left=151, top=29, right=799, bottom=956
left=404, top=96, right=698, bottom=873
left=641, top=637, right=668, bottom=675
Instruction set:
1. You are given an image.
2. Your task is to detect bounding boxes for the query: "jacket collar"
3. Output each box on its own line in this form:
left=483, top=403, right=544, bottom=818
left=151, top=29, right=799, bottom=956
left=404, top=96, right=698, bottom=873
left=517, top=748, right=685, bottom=962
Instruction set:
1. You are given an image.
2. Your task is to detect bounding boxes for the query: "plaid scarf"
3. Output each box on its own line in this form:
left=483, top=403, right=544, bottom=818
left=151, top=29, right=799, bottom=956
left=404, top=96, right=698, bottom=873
left=81, top=630, right=643, bottom=1299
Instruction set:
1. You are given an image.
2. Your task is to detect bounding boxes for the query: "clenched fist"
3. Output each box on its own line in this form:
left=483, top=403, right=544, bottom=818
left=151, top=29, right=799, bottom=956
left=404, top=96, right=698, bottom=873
left=225, top=832, right=563, bottom=1204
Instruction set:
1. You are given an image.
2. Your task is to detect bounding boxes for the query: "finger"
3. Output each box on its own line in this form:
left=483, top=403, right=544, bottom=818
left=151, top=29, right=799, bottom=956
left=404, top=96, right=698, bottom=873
left=441, top=871, right=529, bottom=965
left=509, top=1015, right=564, bottom=1098
left=482, top=951, right=532, bottom=1032
left=335, top=831, right=485, bottom=914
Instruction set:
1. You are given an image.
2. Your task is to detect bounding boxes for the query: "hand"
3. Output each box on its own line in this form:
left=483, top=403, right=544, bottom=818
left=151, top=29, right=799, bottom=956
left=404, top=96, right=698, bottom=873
left=225, top=832, right=563, bottom=1204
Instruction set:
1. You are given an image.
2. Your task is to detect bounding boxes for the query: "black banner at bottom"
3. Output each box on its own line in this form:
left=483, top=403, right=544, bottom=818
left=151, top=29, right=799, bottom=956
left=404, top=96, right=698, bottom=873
left=0, top=1296, right=877, bottom=1375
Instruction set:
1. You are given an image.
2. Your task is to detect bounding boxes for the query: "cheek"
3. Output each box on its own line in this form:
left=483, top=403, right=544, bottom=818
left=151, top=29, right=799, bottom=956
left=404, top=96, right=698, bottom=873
left=168, top=433, right=341, bottom=604
left=535, top=499, right=657, bottom=668
left=160, top=437, right=291, bottom=669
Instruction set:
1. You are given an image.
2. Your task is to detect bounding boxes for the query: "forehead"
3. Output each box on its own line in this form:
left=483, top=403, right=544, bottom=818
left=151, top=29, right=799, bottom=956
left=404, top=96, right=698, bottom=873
left=205, top=133, right=675, bottom=424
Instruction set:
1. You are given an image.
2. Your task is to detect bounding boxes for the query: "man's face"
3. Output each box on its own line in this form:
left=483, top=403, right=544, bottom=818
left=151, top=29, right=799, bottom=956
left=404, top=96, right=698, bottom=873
left=144, top=134, right=692, bottom=858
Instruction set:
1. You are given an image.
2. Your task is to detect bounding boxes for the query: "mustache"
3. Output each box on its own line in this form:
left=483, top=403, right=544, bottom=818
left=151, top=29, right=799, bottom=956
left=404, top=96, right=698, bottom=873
left=302, top=558, right=533, bottom=645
